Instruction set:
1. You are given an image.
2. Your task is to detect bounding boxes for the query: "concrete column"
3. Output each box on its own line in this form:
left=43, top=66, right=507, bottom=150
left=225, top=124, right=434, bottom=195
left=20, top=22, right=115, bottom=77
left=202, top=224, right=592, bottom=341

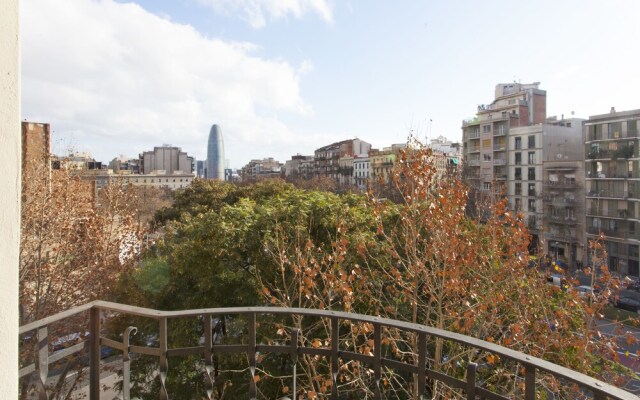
left=0, top=0, right=20, bottom=397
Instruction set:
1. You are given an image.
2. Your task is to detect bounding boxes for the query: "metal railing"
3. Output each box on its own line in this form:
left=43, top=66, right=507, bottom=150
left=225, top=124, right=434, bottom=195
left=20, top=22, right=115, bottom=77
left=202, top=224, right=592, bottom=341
left=19, top=301, right=636, bottom=400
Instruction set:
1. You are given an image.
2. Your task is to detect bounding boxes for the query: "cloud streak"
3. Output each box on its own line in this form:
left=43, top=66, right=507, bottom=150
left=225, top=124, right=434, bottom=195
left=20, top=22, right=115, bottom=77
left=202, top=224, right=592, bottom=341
left=198, top=0, right=334, bottom=29
left=22, top=0, right=314, bottom=164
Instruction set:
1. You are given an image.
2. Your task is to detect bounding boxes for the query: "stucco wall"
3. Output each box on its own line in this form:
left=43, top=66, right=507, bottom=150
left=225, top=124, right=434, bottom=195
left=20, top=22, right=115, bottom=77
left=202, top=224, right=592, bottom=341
left=0, top=0, right=20, bottom=396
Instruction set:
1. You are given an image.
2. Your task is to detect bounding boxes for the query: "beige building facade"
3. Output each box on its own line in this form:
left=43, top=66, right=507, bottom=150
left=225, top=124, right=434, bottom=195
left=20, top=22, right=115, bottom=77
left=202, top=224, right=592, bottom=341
left=585, top=108, right=640, bottom=277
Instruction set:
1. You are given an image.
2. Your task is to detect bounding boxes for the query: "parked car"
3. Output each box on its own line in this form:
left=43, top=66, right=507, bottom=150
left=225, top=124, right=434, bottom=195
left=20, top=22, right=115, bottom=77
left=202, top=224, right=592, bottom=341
left=547, top=274, right=567, bottom=289
left=575, top=285, right=595, bottom=300
left=615, top=297, right=640, bottom=313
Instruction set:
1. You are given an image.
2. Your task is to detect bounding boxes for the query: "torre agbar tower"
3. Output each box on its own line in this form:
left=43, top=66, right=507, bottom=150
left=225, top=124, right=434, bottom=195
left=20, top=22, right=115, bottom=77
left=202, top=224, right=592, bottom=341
left=207, top=124, right=225, bottom=180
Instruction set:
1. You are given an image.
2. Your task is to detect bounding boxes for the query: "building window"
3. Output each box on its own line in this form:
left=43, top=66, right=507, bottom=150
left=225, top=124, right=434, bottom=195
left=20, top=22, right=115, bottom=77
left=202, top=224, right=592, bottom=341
left=528, top=199, right=536, bottom=212
left=528, top=135, right=535, bottom=149
left=515, top=182, right=522, bottom=195
left=483, top=182, right=492, bottom=191
left=528, top=152, right=535, bottom=164
left=482, top=139, right=491, bottom=148
left=528, top=183, right=535, bottom=196
left=515, top=137, right=522, bottom=150
left=515, top=167, right=522, bottom=180
left=483, top=154, right=492, bottom=161
left=566, top=207, right=575, bottom=220
left=483, top=125, right=491, bottom=133
left=528, top=167, right=536, bottom=181
left=515, top=198, right=522, bottom=211
left=515, top=152, right=521, bottom=165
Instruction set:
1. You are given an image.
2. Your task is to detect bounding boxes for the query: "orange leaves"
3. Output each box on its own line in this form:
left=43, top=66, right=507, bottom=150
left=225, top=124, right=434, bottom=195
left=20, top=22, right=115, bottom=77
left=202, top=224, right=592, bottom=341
left=486, top=354, right=500, bottom=365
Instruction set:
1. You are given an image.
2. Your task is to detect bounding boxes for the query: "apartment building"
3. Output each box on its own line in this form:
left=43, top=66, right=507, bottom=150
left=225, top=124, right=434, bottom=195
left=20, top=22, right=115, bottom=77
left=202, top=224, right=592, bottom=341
left=585, top=108, right=640, bottom=277
left=353, top=156, right=371, bottom=190
left=110, top=171, right=195, bottom=190
left=370, top=144, right=406, bottom=184
left=337, top=155, right=354, bottom=188
left=284, top=155, right=314, bottom=180
left=241, top=158, right=283, bottom=181
left=140, top=145, right=194, bottom=175
left=506, top=120, right=583, bottom=250
left=462, top=82, right=547, bottom=195
left=314, top=139, right=371, bottom=180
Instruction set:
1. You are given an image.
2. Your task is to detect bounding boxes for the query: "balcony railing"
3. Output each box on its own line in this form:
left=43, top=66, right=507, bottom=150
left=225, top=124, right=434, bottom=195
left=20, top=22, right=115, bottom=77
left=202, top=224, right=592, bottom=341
left=18, top=301, right=636, bottom=400
left=545, top=232, right=580, bottom=243
left=467, top=132, right=480, bottom=139
left=586, top=209, right=634, bottom=219
left=587, top=227, right=633, bottom=239
left=587, top=190, right=629, bottom=199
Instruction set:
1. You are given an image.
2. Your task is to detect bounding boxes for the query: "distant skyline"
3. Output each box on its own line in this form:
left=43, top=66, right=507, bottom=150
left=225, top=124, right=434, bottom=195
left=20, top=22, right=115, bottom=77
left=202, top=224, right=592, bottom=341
left=22, top=0, right=640, bottom=168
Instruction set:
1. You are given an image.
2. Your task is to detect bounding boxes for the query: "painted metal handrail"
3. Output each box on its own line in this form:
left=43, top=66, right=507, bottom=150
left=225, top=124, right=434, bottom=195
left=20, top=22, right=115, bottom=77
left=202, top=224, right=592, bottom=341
left=19, top=301, right=636, bottom=400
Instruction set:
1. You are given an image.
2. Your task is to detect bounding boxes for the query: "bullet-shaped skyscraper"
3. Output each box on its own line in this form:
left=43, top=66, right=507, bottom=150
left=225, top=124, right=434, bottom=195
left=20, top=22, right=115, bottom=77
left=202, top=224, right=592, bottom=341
left=206, top=124, right=225, bottom=180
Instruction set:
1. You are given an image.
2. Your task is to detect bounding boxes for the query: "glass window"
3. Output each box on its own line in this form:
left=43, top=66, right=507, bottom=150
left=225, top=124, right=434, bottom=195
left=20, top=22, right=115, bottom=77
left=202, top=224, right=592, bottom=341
left=515, top=167, right=522, bottom=180
left=515, top=137, right=522, bottom=150
left=528, top=152, right=535, bottom=164
left=528, top=183, right=535, bottom=196
left=515, top=183, right=522, bottom=195
left=528, top=167, right=536, bottom=181
left=483, top=125, right=491, bottom=133
left=515, top=152, right=521, bottom=165
left=528, top=135, right=535, bottom=149
left=528, top=199, right=536, bottom=212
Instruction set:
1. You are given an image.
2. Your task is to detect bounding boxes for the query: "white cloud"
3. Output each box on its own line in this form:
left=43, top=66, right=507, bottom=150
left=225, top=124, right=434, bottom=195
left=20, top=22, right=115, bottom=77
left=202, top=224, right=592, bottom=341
left=198, top=0, right=334, bottom=29
left=22, top=0, right=314, bottom=166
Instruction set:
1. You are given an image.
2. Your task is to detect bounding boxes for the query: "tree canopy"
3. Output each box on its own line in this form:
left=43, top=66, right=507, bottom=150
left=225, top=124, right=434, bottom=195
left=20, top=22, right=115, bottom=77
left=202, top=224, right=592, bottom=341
left=116, top=144, right=637, bottom=399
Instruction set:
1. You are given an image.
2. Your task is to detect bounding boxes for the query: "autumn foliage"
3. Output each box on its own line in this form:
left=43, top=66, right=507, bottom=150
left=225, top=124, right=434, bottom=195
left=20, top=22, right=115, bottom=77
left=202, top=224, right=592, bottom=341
left=111, top=140, right=637, bottom=398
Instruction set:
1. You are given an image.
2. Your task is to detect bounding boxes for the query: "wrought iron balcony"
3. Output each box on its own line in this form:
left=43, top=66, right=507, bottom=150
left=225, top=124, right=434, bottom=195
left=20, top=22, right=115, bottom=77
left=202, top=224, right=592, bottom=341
left=19, top=301, right=636, bottom=400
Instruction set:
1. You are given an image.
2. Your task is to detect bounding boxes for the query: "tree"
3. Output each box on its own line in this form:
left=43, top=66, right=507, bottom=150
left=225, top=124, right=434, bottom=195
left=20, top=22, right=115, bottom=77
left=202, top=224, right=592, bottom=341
left=20, top=160, right=143, bottom=399
left=123, top=144, right=637, bottom=399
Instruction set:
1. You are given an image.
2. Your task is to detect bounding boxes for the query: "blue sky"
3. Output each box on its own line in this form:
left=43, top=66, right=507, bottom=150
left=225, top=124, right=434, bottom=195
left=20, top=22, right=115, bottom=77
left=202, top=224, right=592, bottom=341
left=21, top=0, right=640, bottom=168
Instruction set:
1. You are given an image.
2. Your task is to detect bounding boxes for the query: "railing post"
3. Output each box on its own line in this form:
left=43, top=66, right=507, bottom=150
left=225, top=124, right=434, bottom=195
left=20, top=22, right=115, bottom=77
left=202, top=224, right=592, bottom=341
left=204, top=314, right=214, bottom=400
left=524, top=364, right=535, bottom=400
left=373, top=323, right=381, bottom=400
left=159, top=317, right=168, bottom=400
left=291, top=329, right=299, bottom=400
left=466, top=362, right=477, bottom=400
left=331, top=317, right=339, bottom=400
left=37, top=326, right=48, bottom=400
left=122, top=326, right=137, bottom=400
left=248, top=312, right=257, bottom=400
left=89, top=307, right=101, bottom=400
left=417, top=332, right=426, bottom=398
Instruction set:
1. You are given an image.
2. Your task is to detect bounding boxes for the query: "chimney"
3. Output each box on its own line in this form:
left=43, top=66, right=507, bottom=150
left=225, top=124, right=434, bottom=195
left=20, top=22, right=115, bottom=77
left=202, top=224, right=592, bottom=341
left=610, top=107, right=616, bottom=114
